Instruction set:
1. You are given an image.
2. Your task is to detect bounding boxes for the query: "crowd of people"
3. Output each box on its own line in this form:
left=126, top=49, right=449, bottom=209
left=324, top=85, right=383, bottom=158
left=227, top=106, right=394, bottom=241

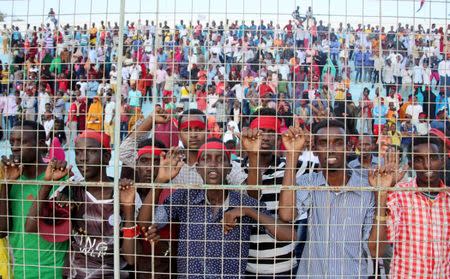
left=0, top=6, right=449, bottom=279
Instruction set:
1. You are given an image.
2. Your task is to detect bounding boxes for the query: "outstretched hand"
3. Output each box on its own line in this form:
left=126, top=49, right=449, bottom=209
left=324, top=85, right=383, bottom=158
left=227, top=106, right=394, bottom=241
left=155, top=147, right=184, bottom=183
left=368, top=148, right=408, bottom=189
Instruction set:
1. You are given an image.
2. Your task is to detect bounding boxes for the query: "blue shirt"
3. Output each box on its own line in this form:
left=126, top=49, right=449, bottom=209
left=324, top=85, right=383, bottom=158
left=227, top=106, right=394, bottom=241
left=155, top=189, right=262, bottom=278
left=295, top=171, right=375, bottom=278
left=128, top=90, right=142, bottom=107
left=372, top=105, right=388, bottom=125
left=86, top=81, right=99, bottom=99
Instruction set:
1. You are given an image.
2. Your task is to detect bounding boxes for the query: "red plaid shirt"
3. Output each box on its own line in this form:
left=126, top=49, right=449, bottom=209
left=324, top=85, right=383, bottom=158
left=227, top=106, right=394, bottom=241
left=387, top=179, right=450, bottom=278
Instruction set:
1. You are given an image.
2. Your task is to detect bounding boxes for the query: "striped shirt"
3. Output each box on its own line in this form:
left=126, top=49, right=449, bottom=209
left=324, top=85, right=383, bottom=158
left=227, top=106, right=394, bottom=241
left=295, top=171, right=375, bottom=278
left=235, top=156, right=298, bottom=275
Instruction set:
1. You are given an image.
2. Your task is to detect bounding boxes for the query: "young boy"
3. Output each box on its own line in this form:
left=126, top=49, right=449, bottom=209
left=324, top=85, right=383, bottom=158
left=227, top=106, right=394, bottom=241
left=30, top=131, right=142, bottom=278
left=368, top=136, right=450, bottom=278
left=143, top=139, right=295, bottom=277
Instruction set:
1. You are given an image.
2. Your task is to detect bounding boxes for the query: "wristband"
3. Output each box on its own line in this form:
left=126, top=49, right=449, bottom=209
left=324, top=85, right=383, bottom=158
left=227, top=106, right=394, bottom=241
left=121, top=225, right=140, bottom=238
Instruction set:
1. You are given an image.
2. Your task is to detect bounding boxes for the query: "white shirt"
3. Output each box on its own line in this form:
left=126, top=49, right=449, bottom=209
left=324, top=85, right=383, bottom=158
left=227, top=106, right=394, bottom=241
left=438, top=60, right=450, bottom=77
left=38, top=92, right=51, bottom=115
left=43, top=119, right=54, bottom=137
left=413, top=65, right=424, bottom=83
left=406, top=104, right=423, bottom=124
left=104, top=101, right=115, bottom=124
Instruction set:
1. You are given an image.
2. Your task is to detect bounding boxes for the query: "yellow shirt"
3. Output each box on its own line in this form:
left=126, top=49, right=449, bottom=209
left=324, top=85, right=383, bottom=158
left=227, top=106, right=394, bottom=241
left=0, top=169, right=12, bottom=278
left=389, top=131, right=402, bottom=147
left=0, top=237, right=10, bottom=278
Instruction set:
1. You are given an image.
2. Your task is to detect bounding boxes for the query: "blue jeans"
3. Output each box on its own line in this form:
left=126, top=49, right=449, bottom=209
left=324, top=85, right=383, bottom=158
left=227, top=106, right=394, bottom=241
left=355, top=66, right=363, bottom=82
left=4, top=115, right=16, bottom=139
left=120, top=122, right=128, bottom=141
left=295, top=217, right=308, bottom=259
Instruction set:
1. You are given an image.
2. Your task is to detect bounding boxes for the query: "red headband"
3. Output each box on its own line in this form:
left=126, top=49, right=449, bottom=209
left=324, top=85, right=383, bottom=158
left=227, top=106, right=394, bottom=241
left=249, top=116, right=281, bottom=133
left=429, top=128, right=450, bottom=157
left=76, top=130, right=111, bottom=150
left=179, top=120, right=206, bottom=131
left=197, top=142, right=230, bottom=162
left=137, top=146, right=163, bottom=158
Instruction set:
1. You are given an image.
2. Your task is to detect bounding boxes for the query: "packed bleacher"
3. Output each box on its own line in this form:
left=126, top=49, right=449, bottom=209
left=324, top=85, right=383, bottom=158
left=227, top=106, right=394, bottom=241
left=0, top=6, right=449, bottom=279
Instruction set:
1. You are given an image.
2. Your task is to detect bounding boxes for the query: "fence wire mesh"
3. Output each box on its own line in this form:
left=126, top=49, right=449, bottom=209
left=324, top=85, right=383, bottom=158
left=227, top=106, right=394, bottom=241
left=0, top=0, right=449, bottom=278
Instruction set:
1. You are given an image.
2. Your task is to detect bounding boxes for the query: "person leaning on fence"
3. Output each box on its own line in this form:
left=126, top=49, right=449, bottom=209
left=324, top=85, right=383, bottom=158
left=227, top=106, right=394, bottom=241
left=0, top=120, right=69, bottom=279
left=227, top=108, right=300, bottom=278
left=143, top=139, right=295, bottom=277
left=278, top=119, right=380, bottom=278
left=30, top=131, right=148, bottom=278
left=368, top=135, right=450, bottom=278
left=134, top=142, right=183, bottom=279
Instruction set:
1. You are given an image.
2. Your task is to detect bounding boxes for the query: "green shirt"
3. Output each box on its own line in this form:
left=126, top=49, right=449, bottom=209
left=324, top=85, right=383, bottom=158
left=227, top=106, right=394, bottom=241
left=9, top=172, right=68, bottom=279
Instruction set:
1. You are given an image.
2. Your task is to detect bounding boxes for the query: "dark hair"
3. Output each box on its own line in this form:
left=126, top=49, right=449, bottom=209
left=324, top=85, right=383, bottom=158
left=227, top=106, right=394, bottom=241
left=407, top=135, right=444, bottom=160
left=312, top=119, right=346, bottom=134
left=137, top=138, right=167, bottom=149
left=178, top=109, right=207, bottom=125
left=251, top=107, right=277, bottom=117
left=48, top=118, right=67, bottom=145
left=13, top=120, right=46, bottom=144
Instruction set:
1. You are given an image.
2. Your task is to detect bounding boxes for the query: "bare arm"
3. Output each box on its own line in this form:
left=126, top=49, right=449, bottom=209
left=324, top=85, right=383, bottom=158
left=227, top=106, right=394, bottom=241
left=244, top=207, right=296, bottom=241
left=240, top=128, right=263, bottom=199
left=278, top=127, right=305, bottom=223
left=368, top=192, right=388, bottom=258
left=278, top=151, right=300, bottom=222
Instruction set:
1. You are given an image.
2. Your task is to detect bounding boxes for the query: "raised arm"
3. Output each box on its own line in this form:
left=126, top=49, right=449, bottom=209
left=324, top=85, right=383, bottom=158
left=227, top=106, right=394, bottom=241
left=240, top=128, right=263, bottom=198
left=137, top=148, right=183, bottom=230
left=119, top=107, right=170, bottom=167
left=367, top=151, right=407, bottom=258
left=278, top=126, right=305, bottom=222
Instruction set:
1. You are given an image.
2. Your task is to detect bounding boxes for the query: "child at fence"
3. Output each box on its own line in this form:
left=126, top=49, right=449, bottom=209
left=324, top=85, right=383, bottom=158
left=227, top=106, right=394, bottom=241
left=368, top=135, right=450, bottom=278
left=146, top=139, right=295, bottom=277
left=136, top=144, right=183, bottom=279
left=279, top=120, right=379, bottom=278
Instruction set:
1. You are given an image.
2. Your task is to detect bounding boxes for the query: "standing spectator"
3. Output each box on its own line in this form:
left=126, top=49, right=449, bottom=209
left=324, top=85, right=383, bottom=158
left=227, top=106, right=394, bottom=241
left=405, top=95, right=423, bottom=126
left=38, top=85, right=51, bottom=124
left=22, top=89, right=36, bottom=121
left=359, top=87, right=373, bottom=134
left=86, top=96, right=103, bottom=131
left=279, top=120, right=376, bottom=278
left=104, top=93, right=115, bottom=147
left=53, top=91, right=65, bottom=120
left=128, top=82, right=142, bottom=109
left=353, top=46, right=363, bottom=83
left=67, top=95, right=79, bottom=147
left=369, top=137, right=450, bottom=278
left=372, top=98, right=388, bottom=135
left=3, top=91, right=17, bottom=138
